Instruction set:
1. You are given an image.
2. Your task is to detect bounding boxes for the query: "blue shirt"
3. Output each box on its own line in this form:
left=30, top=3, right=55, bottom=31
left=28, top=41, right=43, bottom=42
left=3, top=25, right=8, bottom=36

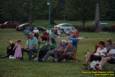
left=69, top=37, right=78, bottom=48
left=26, top=37, right=38, bottom=49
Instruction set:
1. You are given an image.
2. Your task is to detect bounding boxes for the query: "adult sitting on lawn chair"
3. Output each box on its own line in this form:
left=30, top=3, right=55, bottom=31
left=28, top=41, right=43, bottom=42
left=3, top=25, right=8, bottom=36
left=25, top=33, right=38, bottom=60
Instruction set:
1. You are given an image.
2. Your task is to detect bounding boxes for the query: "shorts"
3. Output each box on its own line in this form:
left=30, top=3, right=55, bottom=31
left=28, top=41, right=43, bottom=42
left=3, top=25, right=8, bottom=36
left=90, top=55, right=102, bottom=62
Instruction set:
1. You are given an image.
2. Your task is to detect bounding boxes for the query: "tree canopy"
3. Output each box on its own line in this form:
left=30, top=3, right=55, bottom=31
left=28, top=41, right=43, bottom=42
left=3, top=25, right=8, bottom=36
left=0, top=0, right=115, bottom=22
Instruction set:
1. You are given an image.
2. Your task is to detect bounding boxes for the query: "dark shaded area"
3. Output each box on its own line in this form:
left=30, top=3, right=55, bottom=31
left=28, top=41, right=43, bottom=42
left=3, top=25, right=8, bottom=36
left=0, top=0, right=115, bottom=22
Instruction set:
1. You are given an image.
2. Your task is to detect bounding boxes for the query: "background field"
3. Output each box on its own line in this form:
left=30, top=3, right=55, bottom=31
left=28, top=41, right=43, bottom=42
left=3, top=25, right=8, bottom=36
left=33, top=20, right=115, bottom=27
left=0, top=29, right=115, bottom=77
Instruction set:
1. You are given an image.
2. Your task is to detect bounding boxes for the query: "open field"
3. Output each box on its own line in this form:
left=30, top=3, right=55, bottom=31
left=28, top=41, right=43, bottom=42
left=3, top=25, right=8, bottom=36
left=33, top=20, right=115, bottom=28
left=0, top=29, right=115, bottom=77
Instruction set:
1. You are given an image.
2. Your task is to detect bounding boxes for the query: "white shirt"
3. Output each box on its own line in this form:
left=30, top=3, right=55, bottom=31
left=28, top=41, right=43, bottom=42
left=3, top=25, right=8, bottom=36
left=90, top=61, right=100, bottom=70
left=94, top=47, right=107, bottom=56
left=33, top=29, right=39, bottom=33
left=109, top=49, right=115, bottom=54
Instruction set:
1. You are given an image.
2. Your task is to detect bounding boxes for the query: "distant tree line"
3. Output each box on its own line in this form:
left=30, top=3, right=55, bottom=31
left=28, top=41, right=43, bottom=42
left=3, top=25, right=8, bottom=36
left=0, top=0, right=115, bottom=23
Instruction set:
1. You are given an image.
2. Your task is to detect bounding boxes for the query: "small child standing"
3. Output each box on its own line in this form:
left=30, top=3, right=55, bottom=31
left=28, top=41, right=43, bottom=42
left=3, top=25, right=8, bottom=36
left=14, top=40, right=22, bottom=60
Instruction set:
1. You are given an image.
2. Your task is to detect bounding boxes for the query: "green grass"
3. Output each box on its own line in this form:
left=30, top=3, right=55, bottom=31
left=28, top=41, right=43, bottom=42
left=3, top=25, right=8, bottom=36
left=32, top=20, right=115, bottom=28
left=0, top=29, right=115, bottom=77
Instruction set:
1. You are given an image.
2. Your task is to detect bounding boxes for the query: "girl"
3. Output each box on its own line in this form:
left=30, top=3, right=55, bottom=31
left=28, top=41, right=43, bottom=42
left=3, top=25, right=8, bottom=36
left=14, top=40, right=22, bottom=59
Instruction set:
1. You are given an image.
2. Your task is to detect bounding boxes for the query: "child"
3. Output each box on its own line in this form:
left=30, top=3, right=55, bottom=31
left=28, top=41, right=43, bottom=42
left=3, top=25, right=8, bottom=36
left=89, top=60, right=101, bottom=70
left=14, top=40, right=22, bottom=59
left=2, top=40, right=15, bottom=58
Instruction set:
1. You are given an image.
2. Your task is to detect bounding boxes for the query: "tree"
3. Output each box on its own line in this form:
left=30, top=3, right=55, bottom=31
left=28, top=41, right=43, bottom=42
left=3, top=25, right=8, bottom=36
left=0, top=0, right=115, bottom=23
left=106, top=0, right=115, bottom=20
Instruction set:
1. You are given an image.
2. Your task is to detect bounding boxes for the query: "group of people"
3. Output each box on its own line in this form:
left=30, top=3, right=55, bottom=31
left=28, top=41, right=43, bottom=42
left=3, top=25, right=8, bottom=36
left=85, top=39, right=115, bottom=70
left=2, top=27, right=79, bottom=63
left=1, top=26, right=114, bottom=71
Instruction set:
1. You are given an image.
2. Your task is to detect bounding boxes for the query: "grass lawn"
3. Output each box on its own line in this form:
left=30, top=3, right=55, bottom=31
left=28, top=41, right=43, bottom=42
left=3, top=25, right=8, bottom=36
left=33, top=20, right=115, bottom=28
left=0, top=29, right=115, bottom=77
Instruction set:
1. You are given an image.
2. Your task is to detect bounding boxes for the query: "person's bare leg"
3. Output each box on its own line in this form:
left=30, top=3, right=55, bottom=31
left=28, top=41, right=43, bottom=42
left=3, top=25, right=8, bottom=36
left=72, top=50, right=77, bottom=63
left=84, top=52, right=92, bottom=64
left=99, top=57, right=111, bottom=69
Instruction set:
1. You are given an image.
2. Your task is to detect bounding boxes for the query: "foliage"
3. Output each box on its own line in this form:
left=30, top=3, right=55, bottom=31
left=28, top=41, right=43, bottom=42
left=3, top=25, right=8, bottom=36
left=0, top=0, right=115, bottom=22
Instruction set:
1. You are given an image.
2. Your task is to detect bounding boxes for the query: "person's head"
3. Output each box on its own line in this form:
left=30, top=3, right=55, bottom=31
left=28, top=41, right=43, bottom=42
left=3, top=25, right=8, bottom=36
left=9, top=40, right=13, bottom=44
left=60, top=40, right=67, bottom=45
left=106, top=39, right=112, bottom=45
left=66, top=40, right=72, bottom=46
left=98, top=41, right=105, bottom=48
left=27, top=33, right=34, bottom=39
left=70, top=32, right=76, bottom=38
left=17, top=40, right=21, bottom=44
left=34, top=27, right=37, bottom=30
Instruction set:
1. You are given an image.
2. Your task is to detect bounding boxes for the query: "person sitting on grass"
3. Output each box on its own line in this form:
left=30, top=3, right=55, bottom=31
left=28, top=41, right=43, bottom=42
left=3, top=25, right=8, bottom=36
left=85, top=41, right=107, bottom=70
left=33, top=27, right=39, bottom=39
left=1, top=40, right=15, bottom=58
left=68, top=33, right=79, bottom=62
left=106, top=39, right=113, bottom=52
left=58, top=40, right=75, bottom=62
left=25, top=33, right=38, bottom=60
left=98, top=43, right=115, bottom=69
left=14, top=40, right=22, bottom=60
left=41, top=31, right=49, bottom=42
left=42, top=40, right=67, bottom=62
left=38, top=43, right=50, bottom=62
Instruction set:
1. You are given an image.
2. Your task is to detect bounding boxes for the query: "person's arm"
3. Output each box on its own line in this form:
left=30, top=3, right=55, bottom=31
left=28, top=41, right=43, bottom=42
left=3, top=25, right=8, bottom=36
left=32, top=38, right=38, bottom=49
left=107, top=53, right=111, bottom=57
left=13, top=44, right=17, bottom=51
left=63, top=44, right=70, bottom=53
left=25, top=40, right=29, bottom=49
left=103, top=48, right=108, bottom=56
left=107, top=49, right=115, bottom=56
left=99, top=48, right=107, bottom=56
